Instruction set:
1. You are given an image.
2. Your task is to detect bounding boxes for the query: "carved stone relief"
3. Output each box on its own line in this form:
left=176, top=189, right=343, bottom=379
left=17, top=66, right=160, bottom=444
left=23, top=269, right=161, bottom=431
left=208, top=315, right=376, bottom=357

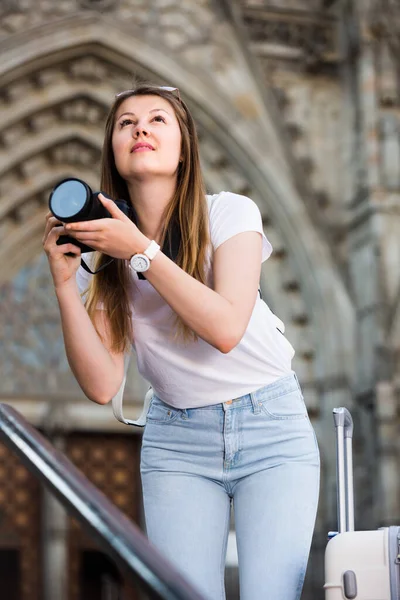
left=241, top=1, right=323, bottom=9
left=369, top=0, right=400, bottom=49
left=79, top=0, right=117, bottom=10
left=241, top=1, right=338, bottom=64
left=237, top=2, right=347, bottom=273
left=261, top=69, right=346, bottom=248
left=0, top=0, right=215, bottom=57
left=244, top=13, right=337, bottom=62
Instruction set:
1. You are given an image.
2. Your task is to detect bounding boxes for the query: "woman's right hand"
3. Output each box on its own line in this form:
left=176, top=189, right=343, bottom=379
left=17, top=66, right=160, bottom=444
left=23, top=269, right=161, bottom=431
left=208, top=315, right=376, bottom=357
left=43, top=212, right=82, bottom=290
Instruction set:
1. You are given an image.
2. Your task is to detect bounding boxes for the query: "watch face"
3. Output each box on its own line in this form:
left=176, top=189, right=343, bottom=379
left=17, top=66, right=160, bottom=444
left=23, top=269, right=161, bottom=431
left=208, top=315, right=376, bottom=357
left=131, top=254, right=150, bottom=272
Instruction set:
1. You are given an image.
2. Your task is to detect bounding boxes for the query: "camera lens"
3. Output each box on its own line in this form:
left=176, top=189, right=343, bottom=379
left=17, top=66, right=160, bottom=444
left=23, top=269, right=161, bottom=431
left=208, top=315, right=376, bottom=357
left=49, top=179, right=89, bottom=220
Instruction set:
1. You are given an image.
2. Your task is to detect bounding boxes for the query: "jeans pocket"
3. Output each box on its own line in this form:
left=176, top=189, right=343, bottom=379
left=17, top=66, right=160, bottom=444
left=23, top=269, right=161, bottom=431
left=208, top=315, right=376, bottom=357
left=146, top=397, right=180, bottom=424
left=260, top=389, right=307, bottom=420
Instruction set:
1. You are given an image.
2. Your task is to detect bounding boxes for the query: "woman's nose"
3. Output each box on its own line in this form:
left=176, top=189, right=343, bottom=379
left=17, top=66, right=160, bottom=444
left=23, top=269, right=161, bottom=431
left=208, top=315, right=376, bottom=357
left=133, top=125, right=148, bottom=138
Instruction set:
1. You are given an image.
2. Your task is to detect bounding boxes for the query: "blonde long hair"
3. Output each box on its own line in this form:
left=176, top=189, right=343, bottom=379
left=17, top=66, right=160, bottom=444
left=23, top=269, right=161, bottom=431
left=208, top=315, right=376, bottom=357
left=85, top=84, right=210, bottom=352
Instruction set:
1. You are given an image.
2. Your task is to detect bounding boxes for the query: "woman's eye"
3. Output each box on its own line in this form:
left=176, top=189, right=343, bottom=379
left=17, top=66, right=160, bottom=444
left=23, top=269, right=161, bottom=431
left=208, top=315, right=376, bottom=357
left=152, top=115, right=166, bottom=123
left=120, top=119, right=134, bottom=128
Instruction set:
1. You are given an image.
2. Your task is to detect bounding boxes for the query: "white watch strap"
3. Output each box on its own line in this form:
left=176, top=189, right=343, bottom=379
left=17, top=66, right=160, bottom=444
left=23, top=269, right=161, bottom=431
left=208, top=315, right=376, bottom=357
left=112, top=353, right=153, bottom=427
left=144, top=240, right=160, bottom=261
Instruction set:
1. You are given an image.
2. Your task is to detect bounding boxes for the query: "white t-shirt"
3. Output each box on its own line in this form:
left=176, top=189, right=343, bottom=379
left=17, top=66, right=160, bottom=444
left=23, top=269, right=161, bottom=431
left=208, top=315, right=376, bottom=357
left=76, top=191, right=295, bottom=408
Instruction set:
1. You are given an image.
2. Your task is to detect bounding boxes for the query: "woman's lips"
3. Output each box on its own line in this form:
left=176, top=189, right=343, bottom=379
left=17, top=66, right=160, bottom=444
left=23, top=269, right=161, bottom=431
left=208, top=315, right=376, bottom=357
left=131, top=142, right=155, bottom=152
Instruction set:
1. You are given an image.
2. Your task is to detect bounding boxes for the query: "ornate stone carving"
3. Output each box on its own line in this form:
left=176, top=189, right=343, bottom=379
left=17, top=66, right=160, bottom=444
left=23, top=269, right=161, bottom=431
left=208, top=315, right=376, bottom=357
left=369, top=0, right=400, bottom=48
left=367, top=1, right=400, bottom=109
left=241, top=1, right=322, bottom=9
left=242, top=6, right=338, bottom=65
left=0, top=0, right=216, bottom=58
left=79, top=0, right=117, bottom=10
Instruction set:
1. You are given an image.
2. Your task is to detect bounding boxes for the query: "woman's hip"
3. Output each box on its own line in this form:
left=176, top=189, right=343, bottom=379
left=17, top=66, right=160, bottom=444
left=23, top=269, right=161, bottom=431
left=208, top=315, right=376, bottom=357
left=140, top=372, right=320, bottom=479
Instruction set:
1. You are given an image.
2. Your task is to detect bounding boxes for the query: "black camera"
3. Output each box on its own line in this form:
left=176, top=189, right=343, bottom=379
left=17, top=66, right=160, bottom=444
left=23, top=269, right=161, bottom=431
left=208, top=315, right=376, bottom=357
left=48, top=177, right=130, bottom=253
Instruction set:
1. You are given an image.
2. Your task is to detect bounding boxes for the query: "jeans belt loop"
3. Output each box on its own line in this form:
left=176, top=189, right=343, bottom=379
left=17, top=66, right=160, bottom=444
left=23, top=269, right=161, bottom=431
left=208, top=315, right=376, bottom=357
left=293, top=372, right=302, bottom=392
left=250, top=391, right=261, bottom=415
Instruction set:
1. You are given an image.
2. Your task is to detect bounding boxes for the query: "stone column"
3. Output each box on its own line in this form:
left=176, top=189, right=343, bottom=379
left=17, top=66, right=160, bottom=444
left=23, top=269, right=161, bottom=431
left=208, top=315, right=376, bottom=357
left=344, top=0, right=400, bottom=527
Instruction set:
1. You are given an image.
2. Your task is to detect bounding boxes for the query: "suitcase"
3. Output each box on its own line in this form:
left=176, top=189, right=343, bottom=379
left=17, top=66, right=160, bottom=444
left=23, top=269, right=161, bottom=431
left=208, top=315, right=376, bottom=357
left=324, top=407, right=400, bottom=599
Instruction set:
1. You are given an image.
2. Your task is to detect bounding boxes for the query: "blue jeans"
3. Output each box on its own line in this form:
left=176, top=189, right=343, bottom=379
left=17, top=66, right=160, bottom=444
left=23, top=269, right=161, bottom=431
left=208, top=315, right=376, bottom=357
left=140, top=373, right=320, bottom=600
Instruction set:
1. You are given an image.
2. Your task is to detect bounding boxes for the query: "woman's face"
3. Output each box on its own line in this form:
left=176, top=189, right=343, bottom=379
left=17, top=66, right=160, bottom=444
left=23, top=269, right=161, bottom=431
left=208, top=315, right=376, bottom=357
left=112, top=94, right=182, bottom=182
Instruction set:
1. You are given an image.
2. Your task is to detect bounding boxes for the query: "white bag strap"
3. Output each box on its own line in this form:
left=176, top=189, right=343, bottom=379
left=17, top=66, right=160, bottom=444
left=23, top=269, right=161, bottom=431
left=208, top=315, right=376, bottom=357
left=112, top=354, right=153, bottom=427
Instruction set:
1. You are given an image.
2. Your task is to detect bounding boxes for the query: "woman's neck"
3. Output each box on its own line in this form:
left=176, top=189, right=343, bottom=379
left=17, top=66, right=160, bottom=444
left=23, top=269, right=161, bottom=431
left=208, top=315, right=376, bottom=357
left=127, top=177, right=177, bottom=242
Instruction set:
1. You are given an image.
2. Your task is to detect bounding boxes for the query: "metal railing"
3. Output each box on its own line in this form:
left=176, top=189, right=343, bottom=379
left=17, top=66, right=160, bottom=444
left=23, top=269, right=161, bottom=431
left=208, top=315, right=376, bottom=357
left=0, top=403, right=205, bottom=600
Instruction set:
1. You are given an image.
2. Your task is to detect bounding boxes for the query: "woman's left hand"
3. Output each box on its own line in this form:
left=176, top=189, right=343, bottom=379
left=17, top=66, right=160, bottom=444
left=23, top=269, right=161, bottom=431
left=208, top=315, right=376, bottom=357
left=64, top=193, right=149, bottom=259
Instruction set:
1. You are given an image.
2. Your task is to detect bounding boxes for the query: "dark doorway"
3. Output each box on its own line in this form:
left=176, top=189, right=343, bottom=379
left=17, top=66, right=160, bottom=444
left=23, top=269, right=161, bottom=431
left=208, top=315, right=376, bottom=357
left=0, top=549, right=21, bottom=600
left=79, top=550, right=122, bottom=600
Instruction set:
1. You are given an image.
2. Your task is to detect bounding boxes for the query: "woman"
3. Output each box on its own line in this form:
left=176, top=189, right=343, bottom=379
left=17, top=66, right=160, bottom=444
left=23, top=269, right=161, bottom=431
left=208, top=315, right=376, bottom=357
left=43, top=84, right=320, bottom=600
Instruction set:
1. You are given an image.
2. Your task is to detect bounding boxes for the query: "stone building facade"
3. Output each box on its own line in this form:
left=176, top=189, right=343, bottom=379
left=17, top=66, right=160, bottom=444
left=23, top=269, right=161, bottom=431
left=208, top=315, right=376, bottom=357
left=0, top=0, right=399, bottom=598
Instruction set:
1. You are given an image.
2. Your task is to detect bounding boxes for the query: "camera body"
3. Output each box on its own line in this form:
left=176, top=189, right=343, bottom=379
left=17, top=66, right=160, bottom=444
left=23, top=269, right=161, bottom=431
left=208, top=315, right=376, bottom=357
left=48, top=177, right=130, bottom=253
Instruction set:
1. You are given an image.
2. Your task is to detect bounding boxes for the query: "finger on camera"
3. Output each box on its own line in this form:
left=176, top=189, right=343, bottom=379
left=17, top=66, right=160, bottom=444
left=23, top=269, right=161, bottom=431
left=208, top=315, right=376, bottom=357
left=43, top=226, right=67, bottom=250
left=46, top=213, right=62, bottom=225
left=50, top=217, right=63, bottom=228
left=44, top=219, right=63, bottom=241
left=44, top=228, right=62, bottom=248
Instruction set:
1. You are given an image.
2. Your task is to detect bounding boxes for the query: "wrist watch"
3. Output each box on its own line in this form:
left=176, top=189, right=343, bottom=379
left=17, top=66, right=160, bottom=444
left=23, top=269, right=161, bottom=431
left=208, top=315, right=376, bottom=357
left=129, top=240, right=160, bottom=273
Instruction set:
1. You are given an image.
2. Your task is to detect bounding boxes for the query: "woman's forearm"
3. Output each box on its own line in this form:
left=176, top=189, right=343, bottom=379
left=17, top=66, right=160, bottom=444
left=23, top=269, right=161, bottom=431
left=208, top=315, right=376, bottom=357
left=143, top=251, right=238, bottom=352
left=55, top=283, right=124, bottom=403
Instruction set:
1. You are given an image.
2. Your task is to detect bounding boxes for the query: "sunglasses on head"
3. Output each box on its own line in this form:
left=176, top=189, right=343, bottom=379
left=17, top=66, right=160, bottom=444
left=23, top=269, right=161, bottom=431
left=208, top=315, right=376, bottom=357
left=115, top=86, right=181, bottom=102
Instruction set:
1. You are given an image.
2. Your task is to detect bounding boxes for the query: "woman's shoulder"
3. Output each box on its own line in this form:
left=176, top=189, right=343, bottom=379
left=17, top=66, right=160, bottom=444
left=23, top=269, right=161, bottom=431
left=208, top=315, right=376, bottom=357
left=205, top=191, right=222, bottom=211
left=205, top=190, right=258, bottom=213
left=205, top=191, right=272, bottom=261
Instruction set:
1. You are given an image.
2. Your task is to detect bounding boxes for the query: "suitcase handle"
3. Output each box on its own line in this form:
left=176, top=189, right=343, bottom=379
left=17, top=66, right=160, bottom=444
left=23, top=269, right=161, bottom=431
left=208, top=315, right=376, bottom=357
left=333, top=407, right=355, bottom=533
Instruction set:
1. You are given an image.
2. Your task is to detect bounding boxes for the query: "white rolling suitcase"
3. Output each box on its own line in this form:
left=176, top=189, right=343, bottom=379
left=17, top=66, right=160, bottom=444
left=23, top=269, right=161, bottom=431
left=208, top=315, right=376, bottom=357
left=324, top=407, right=400, bottom=599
